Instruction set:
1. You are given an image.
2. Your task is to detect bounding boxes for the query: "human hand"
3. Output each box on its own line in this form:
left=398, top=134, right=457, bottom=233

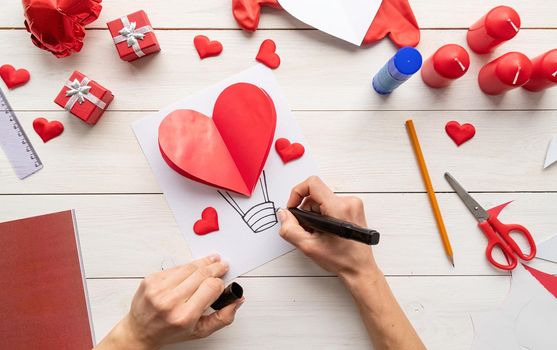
left=95, top=255, right=243, bottom=350
left=278, top=176, right=379, bottom=284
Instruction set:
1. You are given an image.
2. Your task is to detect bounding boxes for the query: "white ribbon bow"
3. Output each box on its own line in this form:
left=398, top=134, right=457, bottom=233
left=113, top=16, right=153, bottom=58
left=64, top=77, right=107, bottom=111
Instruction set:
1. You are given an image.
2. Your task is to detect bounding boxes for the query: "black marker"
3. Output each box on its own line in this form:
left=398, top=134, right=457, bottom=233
left=288, top=208, right=380, bottom=246
left=211, top=282, right=244, bottom=310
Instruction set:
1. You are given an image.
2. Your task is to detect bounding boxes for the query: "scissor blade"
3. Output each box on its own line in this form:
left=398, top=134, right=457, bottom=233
left=444, top=173, right=490, bottom=222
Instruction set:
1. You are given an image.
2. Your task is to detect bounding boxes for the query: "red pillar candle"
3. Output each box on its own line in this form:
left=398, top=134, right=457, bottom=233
left=421, top=44, right=470, bottom=88
left=478, top=52, right=532, bottom=95
left=522, top=49, right=557, bottom=92
left=467, top=6, right=521, bottom=54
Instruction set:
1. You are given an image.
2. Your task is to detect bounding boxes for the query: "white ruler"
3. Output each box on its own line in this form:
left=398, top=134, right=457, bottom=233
left=0, top=87, right=42, bottom=179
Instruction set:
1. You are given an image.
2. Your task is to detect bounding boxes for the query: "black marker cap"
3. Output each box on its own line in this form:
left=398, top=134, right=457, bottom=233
left=211, top=282, right=244, bottom=310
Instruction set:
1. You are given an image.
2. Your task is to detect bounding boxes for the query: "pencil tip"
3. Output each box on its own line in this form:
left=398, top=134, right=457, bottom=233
left=449, top=256, right=455, bottom=267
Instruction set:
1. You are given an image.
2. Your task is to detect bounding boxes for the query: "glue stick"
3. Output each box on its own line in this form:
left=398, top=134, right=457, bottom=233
left=372, top=47, right=423, bottom=95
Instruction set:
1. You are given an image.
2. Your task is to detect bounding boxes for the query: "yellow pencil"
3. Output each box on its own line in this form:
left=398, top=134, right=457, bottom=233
left=405, top=119, right=455, bottom=267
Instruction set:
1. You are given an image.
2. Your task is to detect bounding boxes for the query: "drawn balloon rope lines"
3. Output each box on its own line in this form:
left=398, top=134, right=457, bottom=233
left=218, top=171, right=279, bottom=233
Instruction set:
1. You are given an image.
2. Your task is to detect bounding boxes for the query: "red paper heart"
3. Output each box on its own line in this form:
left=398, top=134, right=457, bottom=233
left=275, top=138, right=305, bottom=163
left=194, top=35, right=223, bottom=59
left=193, top=207, right=219, bottom=235
left=0, top=65, right=30, bottom=89
left=33, top=117, right=64, bottom=143
left=159, top=83, right=276, bottom=196
left=445, top=121, right=476, bottom=146
left=256, top=39, right=280, bottom=69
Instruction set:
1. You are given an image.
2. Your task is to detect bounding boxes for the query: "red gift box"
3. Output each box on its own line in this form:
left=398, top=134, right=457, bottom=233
left=54, top=71, right=114, bottom=125
left=107, top=10, right=160, bottom=62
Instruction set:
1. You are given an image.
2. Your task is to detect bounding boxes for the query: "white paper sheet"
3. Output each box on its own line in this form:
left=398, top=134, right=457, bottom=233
left=471, top=264, right=557, bottom=350
left=536, top=234, right=557, bottom=263
left=133, top=65, right=318, bottom=281
left=278, top=0, right=381, bottom=46
left=544, top=136, right=557, bottom=169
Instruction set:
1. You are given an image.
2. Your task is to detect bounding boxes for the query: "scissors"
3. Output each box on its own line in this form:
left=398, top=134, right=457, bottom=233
left=444, top=172, right=536, bottom=270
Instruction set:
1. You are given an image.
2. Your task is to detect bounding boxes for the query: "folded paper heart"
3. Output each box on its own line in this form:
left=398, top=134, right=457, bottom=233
left=33, top=117, right=64, bottom=143
left=275, top=138, right=304, bottom=163
left=445, top=121, right=476, bottom=146
left=0, top=64, right=31, bottom=89
left=158, top=83, right=276, bottom=196
left=256, top=39, right=280, bottom=69
left=194, top=35, right=223, bottom=59
left=193, top=207, right=220, bottom=235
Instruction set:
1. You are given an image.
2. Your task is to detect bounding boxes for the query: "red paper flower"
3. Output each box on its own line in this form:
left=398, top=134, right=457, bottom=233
left=22, top=0, right=103, bottom=58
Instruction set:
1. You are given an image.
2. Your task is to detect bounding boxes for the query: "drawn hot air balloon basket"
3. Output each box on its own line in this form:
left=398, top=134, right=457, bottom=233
left=218, top=172, right=278, bottom=233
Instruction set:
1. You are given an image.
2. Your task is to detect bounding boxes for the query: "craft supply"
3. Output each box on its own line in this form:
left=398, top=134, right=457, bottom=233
left=0, top=87, right=42, bottom=179
left=363, top=0, right=420, bottom=47
left=289, top=208, right=380, bottom=245
left=33, top=117, right=64, bottom=143
left=544, top=136, right=557, bottom=169
left=522, top=49, right=557, bottom=92
left=233, top=0, right=281, bottom=31
left=193, top=207, right=220, bottom=235
left=478, top=52, right=532, bottom=95
left=444, top=173, right=536, bottom=270
left=107, top=10, right=160, bottom=62
left=22, top=0, right=102, bottom=57
left=421, top=44, right=470, bottom=88
left=0, top=64, right=30, bottom=89
left=0, top=210, right=94, bottom=349
left=158, top=83, right=277, bottom=196
left=372, top=47, right=422, bottom=95
left=405, top=120, right=454, bottom=266
left=133, top=65, right=317, bottom=281
left=256, top=39, right=281, bottom=69
left=445, top=121, right=476, bottom=146
left=211, top=282, right=244, bottom=310
left=466, top=6, right=520, bottom=54
left=472, top=264, right=557, bottom=350
left=535, top=234, right=557, bottom=263
left=54, top=71, right=114, bottom=125
left=275, top=138, right=305, bottom=163
left=194, top=35, right=223, bottom=59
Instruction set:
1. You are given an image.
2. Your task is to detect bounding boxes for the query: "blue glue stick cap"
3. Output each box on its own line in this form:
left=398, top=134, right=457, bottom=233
left=372, top=47, right=423, bottom=95
left=394, top=47, right=423, bottom=76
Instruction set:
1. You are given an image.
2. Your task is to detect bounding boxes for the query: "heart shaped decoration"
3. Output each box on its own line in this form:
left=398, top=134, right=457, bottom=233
left=193, top=207, right=219, bottom=235
left=194, top=35, right=223, bottom=59
left=256, top=39, right=280, bottom=69
left=445, top=121, right=476, bottom=146
left=275, top=138, right=305, bottom=163
left=0, top=64, right=30, bottom=89
left=159, top=83, right=276, bottom=196
left=33, top=117, right=64, bottom=143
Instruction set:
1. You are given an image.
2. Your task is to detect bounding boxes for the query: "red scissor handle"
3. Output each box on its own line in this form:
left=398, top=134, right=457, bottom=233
left=487, top=217, right=537, bottom=261
left=478, top=221, right=518, bottom=271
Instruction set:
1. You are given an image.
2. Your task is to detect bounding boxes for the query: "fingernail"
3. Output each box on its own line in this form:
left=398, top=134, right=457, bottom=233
left=235, top=299, right=245, bottom=311
left=221, top=260, right=230, bottom=270
left=208, top=253, right=220, bottom=262
left=277, top=209, right=286, bottom=222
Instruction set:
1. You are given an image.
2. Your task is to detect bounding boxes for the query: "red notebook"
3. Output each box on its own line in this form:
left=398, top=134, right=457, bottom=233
left=0, top=210, right=94, bottom=349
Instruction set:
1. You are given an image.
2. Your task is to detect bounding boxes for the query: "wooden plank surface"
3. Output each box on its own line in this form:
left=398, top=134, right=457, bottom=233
left=88, top=276, right=510, bottom=350
left=0, top=30, right=556, bottom=112
left=1, top=193, right=554, bottom=278
left=5, top=1, right=557, bottom=29
left=1, top=111, right=555, bottom=194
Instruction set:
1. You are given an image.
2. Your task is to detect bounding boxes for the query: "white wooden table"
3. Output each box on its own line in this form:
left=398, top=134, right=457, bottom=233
left=1, top=1, right=556, bottom=349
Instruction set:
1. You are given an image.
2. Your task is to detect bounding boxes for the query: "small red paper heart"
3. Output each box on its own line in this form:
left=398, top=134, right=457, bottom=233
left=256, top=39, right=280, bottom=69
left=445, top=121, right=476, bottom=146
left=194, top=35, right=223, bottom=59
left=193, top=207, right=219, bottom=235
left=0, top=64, right=30, bottom=89
left=33, top=117, right=64, bottom=143
left=275, top=138, right=304, bottom=163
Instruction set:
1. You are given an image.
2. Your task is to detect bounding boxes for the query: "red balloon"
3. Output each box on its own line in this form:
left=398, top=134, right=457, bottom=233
left=22, top=0, right=102, bottom=58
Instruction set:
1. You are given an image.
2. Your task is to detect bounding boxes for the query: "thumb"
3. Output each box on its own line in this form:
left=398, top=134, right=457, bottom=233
left=277, top=209, right=310, bottom=248
left=194, top=300, right=244, bottom=338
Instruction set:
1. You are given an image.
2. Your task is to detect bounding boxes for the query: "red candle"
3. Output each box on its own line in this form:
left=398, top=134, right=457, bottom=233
left=467, top=6, right=521, bottom=54
left=478, top=52, right=532, bottom=95
left=522, top=49, right=557, bottom=92
left=421, top=44, right=470, bottom=88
